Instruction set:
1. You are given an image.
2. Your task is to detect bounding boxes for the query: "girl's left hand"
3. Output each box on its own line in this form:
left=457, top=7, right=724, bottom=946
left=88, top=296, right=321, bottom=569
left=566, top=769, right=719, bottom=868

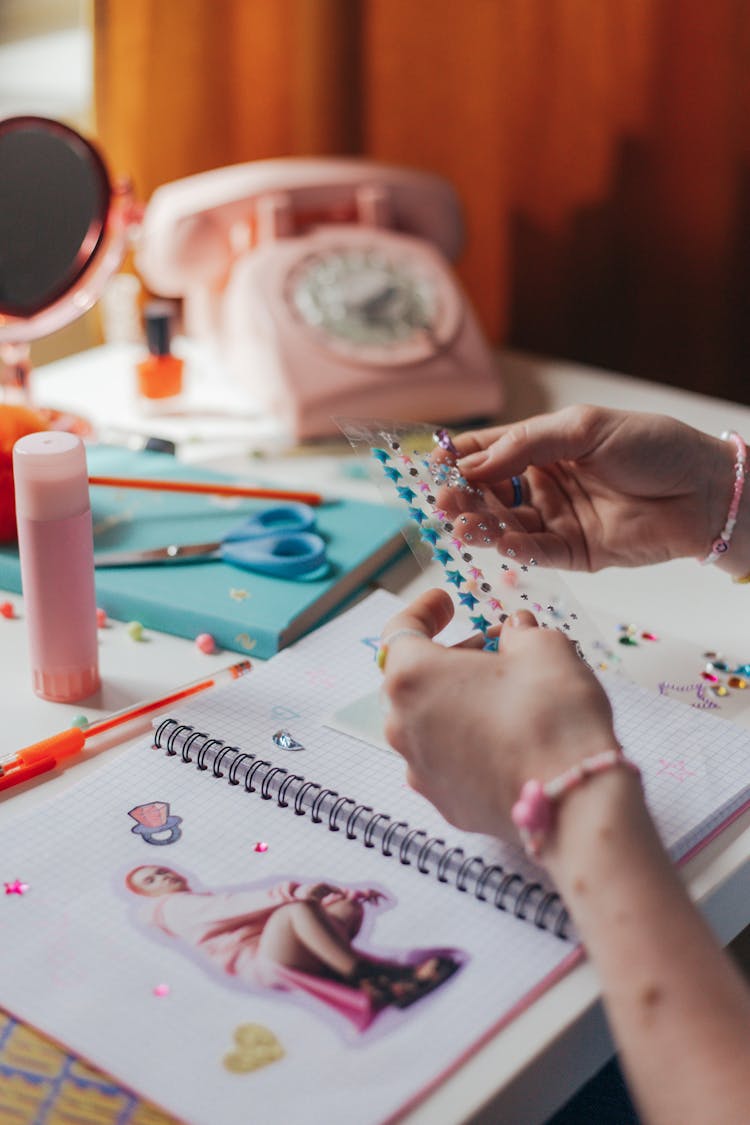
left=380, top=589, right=619, bottom=839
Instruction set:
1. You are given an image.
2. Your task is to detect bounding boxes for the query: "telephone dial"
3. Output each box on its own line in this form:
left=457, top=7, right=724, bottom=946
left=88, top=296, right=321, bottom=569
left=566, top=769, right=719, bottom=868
left=136, top=158, right=503, bottom=440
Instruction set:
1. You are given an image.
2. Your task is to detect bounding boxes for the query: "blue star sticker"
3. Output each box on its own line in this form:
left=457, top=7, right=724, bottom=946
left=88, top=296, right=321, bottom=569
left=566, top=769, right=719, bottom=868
left=397, top=486, right=416, bottom=502
left=458, top=591, right=479, bottom=609
left=445, top=569, right=464, bottom=588
left=470, top=614, right=491, bottom=632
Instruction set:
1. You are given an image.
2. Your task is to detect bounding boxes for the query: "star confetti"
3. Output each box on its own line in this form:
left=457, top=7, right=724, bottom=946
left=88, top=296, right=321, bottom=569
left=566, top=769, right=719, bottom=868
left=4, top=879, right=29, bottom=895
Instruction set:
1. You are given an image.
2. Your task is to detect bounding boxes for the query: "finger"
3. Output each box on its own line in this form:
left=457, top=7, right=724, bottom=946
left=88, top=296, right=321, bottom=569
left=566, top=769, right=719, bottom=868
left=378, top=589, right=455, bottom=672
left=507, top=610, right=539, bottom=629
left=380, top=588, right=454, bottom=644
left=498, top=610, right=538, bottom=651
left=456, top=406, right=607, bottom=483
left=451, top=425, right=513, bottom=459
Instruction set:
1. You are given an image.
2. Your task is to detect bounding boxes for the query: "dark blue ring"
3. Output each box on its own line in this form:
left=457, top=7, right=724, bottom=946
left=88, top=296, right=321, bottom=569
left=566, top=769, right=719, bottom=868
left=510, top=475, right=524, bottom=508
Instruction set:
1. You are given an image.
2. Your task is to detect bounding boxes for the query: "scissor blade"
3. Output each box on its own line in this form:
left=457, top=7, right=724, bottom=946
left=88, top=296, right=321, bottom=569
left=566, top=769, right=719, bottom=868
left=95, top=542, right=222, bottom=567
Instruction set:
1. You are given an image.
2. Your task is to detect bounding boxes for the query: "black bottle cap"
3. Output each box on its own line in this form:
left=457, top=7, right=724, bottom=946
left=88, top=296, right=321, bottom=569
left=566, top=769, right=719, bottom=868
left=144, top=300, right=176, bottom=356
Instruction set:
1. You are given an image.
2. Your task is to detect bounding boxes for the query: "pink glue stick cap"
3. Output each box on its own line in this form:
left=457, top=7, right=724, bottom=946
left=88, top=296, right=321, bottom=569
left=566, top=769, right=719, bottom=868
left=13, top=431, right=101, bottom=702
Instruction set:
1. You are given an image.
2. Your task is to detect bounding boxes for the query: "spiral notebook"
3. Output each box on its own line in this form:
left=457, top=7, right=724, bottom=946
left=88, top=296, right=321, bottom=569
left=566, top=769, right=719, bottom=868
left=1, top=591, right=749, bottom=1125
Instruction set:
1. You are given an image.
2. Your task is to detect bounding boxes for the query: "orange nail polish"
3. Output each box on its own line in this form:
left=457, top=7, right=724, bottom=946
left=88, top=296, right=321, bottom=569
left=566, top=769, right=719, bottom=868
left=136, top=301, right=184, bottom=403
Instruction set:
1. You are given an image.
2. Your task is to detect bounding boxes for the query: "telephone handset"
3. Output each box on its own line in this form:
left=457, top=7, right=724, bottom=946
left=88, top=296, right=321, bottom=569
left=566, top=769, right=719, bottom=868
left=136, top=158, right=503, bottom=440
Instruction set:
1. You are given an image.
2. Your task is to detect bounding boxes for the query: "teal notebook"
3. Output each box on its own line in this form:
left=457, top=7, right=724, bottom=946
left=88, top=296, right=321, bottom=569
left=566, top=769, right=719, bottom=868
left=0, top=447, right=407, bottom=659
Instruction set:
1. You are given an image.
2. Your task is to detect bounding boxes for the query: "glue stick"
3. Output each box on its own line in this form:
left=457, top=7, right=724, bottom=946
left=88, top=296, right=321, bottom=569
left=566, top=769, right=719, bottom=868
left=13, top=431, right=100, bottom=702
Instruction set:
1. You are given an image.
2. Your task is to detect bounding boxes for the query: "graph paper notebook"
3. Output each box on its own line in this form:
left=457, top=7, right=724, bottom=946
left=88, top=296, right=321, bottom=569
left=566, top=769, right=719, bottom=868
left=0, top=591, right=748, bottom=1125
left=0, top=446, right=407, bottom=659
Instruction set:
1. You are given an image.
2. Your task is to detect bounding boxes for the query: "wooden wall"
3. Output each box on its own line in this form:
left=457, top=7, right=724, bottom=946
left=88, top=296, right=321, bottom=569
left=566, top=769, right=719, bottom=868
left=94, top=0, right=750, bottom=404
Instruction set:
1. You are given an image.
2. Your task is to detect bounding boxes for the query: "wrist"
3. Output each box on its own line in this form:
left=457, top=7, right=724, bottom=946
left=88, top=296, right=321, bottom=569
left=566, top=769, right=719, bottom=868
left=702, top=431, right=750, bottom=577
left=511, top=741, right=639, bottom=860
left=716, top=466, right=750, bottom=579
left=543, top=765, right=650, bottom=888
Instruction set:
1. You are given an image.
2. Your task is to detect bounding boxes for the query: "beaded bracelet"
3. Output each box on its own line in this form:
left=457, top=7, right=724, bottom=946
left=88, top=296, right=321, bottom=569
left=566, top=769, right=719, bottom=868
left=511, top=749, right=642, bottom=859
left=700, top=430, right=747, bottom=566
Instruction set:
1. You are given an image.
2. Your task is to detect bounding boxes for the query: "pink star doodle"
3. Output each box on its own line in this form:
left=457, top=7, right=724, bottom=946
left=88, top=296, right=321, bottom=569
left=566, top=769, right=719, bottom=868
left=656, top=758, right=696, bottom=782
left=4, top=879, right=29, bottom=895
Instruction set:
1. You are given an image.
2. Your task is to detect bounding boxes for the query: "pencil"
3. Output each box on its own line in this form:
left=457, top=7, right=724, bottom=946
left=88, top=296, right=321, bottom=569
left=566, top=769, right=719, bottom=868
left=0, top=658, right=253, bottom=783
left=88, top=476, right=324, bottom=506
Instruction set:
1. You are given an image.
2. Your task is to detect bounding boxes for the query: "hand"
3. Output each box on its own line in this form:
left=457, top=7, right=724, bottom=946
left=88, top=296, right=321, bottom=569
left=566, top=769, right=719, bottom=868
left=380, top=589, right=619, bottom=839
left=443, top=405, right=736, bottom=570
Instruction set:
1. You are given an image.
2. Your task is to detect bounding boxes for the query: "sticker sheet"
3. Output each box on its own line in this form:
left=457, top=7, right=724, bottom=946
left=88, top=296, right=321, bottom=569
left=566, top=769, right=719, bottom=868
left=341, top=420, right=611, bottom=667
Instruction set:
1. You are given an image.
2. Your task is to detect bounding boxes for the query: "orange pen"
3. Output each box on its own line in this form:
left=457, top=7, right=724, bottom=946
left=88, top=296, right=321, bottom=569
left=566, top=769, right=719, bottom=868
left=0, top=757, right=57, bottom=792
left=0, top=658, right=252, bottom=789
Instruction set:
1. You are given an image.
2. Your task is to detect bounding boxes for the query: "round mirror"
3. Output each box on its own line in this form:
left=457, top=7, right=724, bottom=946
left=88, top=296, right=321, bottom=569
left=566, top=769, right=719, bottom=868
left=0, top=115, right=137, bottom=346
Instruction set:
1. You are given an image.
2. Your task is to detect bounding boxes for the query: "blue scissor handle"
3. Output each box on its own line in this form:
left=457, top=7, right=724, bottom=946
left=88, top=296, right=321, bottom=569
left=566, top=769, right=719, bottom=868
left=220, top=531, right=327, bottom=578
left=223, top=503, right=316, bottom=542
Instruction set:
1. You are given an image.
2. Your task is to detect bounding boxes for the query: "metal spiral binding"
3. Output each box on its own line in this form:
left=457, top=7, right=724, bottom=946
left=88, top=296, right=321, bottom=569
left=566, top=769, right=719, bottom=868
left=152, top=718, right=570, bottom=939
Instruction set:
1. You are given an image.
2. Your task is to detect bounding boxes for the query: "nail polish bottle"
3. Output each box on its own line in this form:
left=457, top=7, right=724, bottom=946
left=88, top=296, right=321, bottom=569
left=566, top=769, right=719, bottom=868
left=136, top=300, right=184, bottom=405
left=13, top=431, right=100, bottom=702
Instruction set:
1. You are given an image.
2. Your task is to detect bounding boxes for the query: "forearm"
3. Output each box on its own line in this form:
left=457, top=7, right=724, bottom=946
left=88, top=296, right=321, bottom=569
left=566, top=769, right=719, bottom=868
left=544, top=770, right=750, bottom=1125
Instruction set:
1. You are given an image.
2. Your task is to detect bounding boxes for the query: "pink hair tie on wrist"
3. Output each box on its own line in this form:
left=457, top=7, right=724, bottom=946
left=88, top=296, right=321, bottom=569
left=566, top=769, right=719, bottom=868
left=511, top=749, right=641, bottom=859
left=701, top=430, right=747, bottom=566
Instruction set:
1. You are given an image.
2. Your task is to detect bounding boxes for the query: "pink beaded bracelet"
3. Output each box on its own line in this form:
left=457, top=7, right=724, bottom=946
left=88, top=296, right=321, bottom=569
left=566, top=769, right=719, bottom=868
left=511, top=749, right=641, bottom=859
left=700, top=430, right=747, bottom=566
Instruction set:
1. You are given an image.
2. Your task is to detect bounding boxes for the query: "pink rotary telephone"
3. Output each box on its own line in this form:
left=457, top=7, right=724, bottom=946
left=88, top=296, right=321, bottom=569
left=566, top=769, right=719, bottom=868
left=136, top=158, right=503, bottom=440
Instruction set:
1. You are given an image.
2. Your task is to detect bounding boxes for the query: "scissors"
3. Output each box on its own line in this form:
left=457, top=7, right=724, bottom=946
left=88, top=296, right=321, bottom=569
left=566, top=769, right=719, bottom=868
left=94, top=502, right=328, bottom=579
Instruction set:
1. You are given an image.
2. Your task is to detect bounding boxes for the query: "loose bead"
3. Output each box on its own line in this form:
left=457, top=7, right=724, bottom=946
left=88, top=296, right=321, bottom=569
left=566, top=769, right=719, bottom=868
left=195, top=632, right=217, bottom=654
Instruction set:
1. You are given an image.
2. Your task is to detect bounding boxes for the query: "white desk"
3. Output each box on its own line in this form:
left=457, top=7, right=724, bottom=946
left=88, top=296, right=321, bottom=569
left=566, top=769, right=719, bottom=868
left=4, top=346, right=750, bottom=1124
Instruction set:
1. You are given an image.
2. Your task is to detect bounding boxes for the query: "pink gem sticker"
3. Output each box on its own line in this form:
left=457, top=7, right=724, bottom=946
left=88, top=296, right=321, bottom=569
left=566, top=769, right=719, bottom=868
left=153, top=983, right=170, bottom=997
left=4, top=880, right=29, bottom=895
left=254, top=842, right=269, bottom=853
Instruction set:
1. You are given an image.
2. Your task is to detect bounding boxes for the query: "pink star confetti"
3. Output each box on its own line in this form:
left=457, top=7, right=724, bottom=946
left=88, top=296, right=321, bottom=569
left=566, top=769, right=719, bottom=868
left=4, top=879, right=29, bottom=895
left=153, top=983, right=170, bottom=997
left=254, top=842, right=269, bottom=853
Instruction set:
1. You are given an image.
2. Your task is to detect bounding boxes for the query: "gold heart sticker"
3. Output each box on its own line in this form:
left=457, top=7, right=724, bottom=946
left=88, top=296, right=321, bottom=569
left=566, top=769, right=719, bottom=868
left=223, top=1023, right=284, bottom=1074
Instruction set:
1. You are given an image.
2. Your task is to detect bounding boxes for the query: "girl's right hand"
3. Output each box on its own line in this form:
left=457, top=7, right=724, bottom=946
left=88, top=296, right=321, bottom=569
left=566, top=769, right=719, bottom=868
left=444, top=405, right=741, bottom=571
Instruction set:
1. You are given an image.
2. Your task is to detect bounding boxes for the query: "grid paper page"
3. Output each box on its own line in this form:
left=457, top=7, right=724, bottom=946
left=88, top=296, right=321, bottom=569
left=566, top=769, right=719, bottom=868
left=0, top=593, right=576, bottom=1125
left=172, top=589, right=750, bottom=888
left=2, top=590, right=747, bottom=1125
